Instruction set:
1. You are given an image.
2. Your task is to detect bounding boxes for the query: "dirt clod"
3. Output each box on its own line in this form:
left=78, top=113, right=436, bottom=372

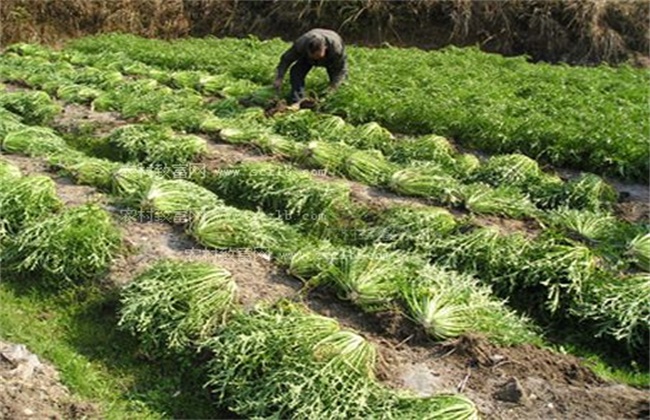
left=0, top=341, right=97, bottom=420
left=493, top=377, right=527, bottom=404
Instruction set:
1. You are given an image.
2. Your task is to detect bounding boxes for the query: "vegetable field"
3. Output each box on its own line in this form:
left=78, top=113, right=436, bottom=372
left=0, top=34, right=648, bottom=419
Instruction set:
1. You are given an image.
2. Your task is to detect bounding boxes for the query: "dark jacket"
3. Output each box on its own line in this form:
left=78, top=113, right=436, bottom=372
left=276, top=28, right=348, bottom=87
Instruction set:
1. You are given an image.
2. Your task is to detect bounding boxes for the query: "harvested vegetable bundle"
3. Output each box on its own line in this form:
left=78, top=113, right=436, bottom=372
left=0, top=90, right=61, bottom=124
left=343, top=149, right=397, bottom=186
left=253, top=133, right=302, bottom=159
left=403, top=281, right=472, bottom=340
left=321, top=246, right=423, bottom=312
left=111, top=166, right=160, bottom=206
left=3, top=204, right=121, bottom=286
left=528, top=239, right=602, bottom=314
left=272, top=109, right=320, bottom=142
left=311, top=114, right=351, bottom=141
left=389, top=163, right=463, bottom=205
left=363, top=205, right=457, bottom=251
left=472, top=153, right=543, bottom=188
left=455, top=153, right=481, bottom=177
left=391, top=135, right=457, bottom=168
left=542, top=207, right=617, bottom=241
left=298, top=140, right=351, bottom=173
left=2, top=127, right=68, bottom=156
left=429, top=226, right=531, bottom=294
left=211, top=161, right=352, bottom=228
left=198, top=115, right=228, bottom=134
left=351, top=121, right=395, bottom=153
left=558, top=173, right=618, bottom=211
left=143, top=179, right=224, bottom=221
left=218, top=126, right=269, bottom=144
left=287, top=240, right=339, bottom=280
left=578, top=273, right=650, bottom=352
left=106, top=124, right=207, bottom=165
left=48, top=152, right=121, bottom=190
left=56, top=83, right=103, bottom=104
left=157, top=107, right=212, bottom=132
left=168, top=70, right=202, bottom=89
left=462, top=183, right=538, bottom=218
left=72, top=66, right=123, bottom=88
left=0, top=108, right=26, bottom=138
left=402, top=265, right=539, bottom=344
left=0, top=175, right=62, bottom=234
left=527, top=173, right=565, bottom=208
left=626, top=233, right=650, bottom=272
left=190, top=206, right=301, bottom=255
left=312, top=330, right=377, bottom=378
left=200, top=73, right=239, bottom=95
left=119, top=259, right=237, bottom=353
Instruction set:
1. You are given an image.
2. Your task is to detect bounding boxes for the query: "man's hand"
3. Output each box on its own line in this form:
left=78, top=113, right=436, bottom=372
left=326, top=83, right=340, bottom=95
left=273, top=77, right=283, bottom=93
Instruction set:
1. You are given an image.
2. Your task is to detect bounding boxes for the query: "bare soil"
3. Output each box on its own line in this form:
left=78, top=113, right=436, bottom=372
left=0, top=341, right=97, bottom=420
left=53, top=103, right=126, bottom=136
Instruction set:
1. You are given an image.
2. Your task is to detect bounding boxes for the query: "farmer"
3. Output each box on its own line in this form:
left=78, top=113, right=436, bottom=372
left=274, top=28, right=348, bottom=105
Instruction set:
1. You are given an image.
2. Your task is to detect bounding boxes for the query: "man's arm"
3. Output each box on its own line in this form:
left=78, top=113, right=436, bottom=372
left=275, top=45, right=300, bottom=83
left=327, top=53, right=348, bottom=90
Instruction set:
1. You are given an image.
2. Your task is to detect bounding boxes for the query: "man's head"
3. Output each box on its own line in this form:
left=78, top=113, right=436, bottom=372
left=308, top=38, right=327, bottom=60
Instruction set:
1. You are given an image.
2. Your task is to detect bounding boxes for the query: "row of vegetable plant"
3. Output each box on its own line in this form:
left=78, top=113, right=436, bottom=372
left=62, top=33, right=650, bottom=182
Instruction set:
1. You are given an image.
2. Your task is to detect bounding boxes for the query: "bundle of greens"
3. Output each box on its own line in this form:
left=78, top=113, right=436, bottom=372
left=0, top=157, right=21, bottom=179
left=298, top=141, right=352, bottom=173
left=143, top=179, right=224, bottom=221
left=626, top=233, right=650, bottom=272
left=557, top=173, right=618, bottom=211
left=461, top=183, right=538, bottom=219
left=111, top=166, right=160, bottom=206
left=0, top=90, right=61, bottom=124
left=3, top=204, right=121, bottom=286
left=0, top=175, right=62, bottom=234
left=402, top=265, right=539, bottom=344
left=343, top=149, right=397, bottom=186
left=391, top=135, right=458, bottom=169
left=2, top=126, right=68, bottom=156
left=577, top=273, right=649, bottom=354
left=56, top=83, right=103, bottom=104
left=106, top=124, right=207, bottom=166
left=48, top=152, right=121, bottom=191
left=190, top=206, right=302, bottom=255
left=389, top=163, right=463, bottom=205
left=472, top=153, right=544, bottom=188
left=362, top=205, right=457, bottom=251
left=210, top=161, right=352, bottom=230
left=119, top=259, right=237, bottom=354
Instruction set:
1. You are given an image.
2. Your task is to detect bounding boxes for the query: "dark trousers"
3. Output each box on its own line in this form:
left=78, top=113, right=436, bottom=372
left=289, top=58, right=313, bottom=103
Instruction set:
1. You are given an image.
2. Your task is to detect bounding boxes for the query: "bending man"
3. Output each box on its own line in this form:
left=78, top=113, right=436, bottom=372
left=274, top=28, right=348, bottom=104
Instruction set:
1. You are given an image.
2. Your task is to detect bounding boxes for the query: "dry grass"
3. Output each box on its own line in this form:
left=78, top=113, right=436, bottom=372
left=0, top=0, right=648, bottom=65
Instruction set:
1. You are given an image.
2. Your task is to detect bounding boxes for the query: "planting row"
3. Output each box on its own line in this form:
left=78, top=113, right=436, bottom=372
left=0, top=51, right=625, bottom=222
left=63, top=33, right=650, bottom=181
